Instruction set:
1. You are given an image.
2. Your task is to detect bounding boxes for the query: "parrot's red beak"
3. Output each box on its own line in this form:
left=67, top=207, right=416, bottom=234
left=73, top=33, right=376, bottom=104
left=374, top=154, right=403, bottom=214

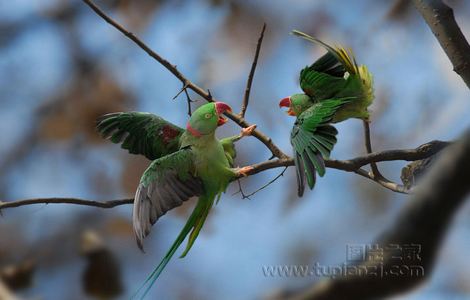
left=215, top=102, right=232, bottom=126
left=279, top=97, right=296, bottom=116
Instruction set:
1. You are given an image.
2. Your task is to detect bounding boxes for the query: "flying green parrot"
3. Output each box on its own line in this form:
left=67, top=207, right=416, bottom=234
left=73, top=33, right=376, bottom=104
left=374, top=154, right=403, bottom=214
left=96, top=102, right=256, bottom=298
left=279, top=30, right=374, bottom=196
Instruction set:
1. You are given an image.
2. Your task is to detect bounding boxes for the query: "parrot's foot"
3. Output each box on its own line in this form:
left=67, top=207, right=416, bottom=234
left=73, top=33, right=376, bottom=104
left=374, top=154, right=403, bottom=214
left=236, top=166, right=254, bottom=177
left=241, top=124, right=257, bottom=137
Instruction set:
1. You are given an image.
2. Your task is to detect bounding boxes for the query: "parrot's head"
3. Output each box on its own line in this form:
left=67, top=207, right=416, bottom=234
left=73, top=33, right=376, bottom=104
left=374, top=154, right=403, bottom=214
left=187, top=102, right=232, bottom=136
left=279, top=94, right=314, bottom=117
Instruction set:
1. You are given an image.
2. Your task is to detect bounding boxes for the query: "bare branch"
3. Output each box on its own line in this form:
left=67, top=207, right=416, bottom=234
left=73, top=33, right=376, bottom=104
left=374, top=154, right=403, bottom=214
left=0, top=140, right=449, bottom=210
left=239, top=23, right=266, bottom=118
left=361, top=121, right=408, bottom=193
left=81, top=0, right=287, bottom=159
left=243, top=167, right=288, bottom=199
left=327, top=140, right=450, bottom=171
left=413, top=0, right=470, bottom=89
left=243, top=140, right=449, bottom=176
left=0, top=197, right=133, bottom=210
left=235, top=140, right=449, bottom=194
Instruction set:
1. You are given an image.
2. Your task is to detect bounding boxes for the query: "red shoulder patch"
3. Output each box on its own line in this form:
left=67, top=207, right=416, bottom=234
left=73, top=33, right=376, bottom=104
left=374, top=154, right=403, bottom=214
left=162, top=125, right=180, bottom=144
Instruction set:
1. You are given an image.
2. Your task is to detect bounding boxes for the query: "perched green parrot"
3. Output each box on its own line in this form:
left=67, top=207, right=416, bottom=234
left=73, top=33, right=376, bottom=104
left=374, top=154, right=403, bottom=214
left=96, top=102, right=256, bottom=298
left=279, top=30, right=374, bottom=196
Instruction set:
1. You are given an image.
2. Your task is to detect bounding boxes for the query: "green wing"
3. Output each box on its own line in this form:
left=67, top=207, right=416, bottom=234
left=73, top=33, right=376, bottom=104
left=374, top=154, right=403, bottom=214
left=291, top=98, right=353, bottom=196
left=293, top=30, right=361, bottom=101
left=220, top=135, right=240, bottom=167
left=97, top=112, right=184, bottom=160
left=299, top=52, right=347, bottom=100
left=133, top=147, right=203, bottom=250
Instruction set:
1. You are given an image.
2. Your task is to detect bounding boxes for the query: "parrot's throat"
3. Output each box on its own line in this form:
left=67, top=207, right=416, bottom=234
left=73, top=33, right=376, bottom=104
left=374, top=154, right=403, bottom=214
left=186, top=122, right=203, bottom=137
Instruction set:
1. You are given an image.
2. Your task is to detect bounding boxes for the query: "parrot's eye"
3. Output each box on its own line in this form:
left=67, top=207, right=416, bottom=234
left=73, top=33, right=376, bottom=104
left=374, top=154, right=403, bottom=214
left=296, top=105, right=302, bottom=110
left=204, top=113, right=212, bottom=119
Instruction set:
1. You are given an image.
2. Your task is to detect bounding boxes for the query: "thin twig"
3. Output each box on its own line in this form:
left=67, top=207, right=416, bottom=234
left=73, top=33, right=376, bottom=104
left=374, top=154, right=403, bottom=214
left=243, top=166, right=288, bottom=199
left=232, top=179, right=251, bottom=200
left=239, top=23, right=266, bottom=118
left=362, top=120, right=380, bottom=176
left=81, top=0, right=287, bottom=159
left=172, top=83, right=193, bottom=116
left=172, top=83, right=189, bottom=100
left=183, top=88, right=193, bottom=116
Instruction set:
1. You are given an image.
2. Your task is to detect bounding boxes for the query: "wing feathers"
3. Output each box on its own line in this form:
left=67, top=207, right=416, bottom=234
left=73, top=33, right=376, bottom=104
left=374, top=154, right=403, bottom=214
left=132, top=149, right=203, bottom=251
left=97, top=112, right=184, bottom=160
left=134, top=172, right=202, bottom=251
left=294, top=152, right=305, bottom=197
left=291, top=99, right=354, bottom=196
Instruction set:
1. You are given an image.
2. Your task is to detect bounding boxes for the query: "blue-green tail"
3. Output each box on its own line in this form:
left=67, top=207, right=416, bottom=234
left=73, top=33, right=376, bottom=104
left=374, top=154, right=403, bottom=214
left=131, top=195, right=214, bottom=299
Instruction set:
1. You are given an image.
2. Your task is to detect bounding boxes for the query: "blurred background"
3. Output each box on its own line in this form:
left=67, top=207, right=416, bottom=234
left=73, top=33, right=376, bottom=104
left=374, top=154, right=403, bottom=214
left=1, top=0, right=470, bottom=299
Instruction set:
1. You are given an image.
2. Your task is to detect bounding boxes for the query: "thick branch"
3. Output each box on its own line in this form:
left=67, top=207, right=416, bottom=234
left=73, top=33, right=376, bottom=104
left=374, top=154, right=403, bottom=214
left=281, top=130, right=470, bottom=300
left=239, top=23, right=266, bottom=118
left=244, top=140, right=448, bottom=176
left=81, top=0, right=287, bottom=159
left=413, top=0, right=470, bottom=89
left=236, top=140, right=448, bottom=193
left=327, top=140, right=449, bottom=172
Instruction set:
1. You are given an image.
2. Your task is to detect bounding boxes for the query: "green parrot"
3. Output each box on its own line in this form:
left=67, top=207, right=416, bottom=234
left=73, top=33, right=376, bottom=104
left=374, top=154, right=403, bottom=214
left=96, top=102, right=256, bottom=298
left=279, top=30, right=374, bottom=196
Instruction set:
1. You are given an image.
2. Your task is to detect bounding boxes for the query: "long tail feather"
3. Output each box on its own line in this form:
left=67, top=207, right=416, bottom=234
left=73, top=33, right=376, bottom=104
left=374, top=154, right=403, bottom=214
left=180, top=195, right=215, bottom=258
left=132, top=195, right=212, bottom=299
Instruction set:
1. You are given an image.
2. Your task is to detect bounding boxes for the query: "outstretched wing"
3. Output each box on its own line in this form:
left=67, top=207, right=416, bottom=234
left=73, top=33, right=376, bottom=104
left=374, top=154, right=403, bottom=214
left=97, top=112, right=184, bottom=160
left=133, top=147, right=203, bottom=250
left=299, top=52, right=347, bottom=100
left=293, top=30, right=359, bottom=100
left=291, top=98, right=353, bottom=196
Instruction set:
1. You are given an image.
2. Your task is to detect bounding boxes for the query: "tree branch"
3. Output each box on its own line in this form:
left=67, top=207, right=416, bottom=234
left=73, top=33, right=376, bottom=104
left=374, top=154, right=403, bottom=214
left=0, top=197, right=133, bottom=210
left=0, top=140, right=449, bottom=210
left=362, top=121, right=380, bottom=176
left=231, top=140, right=449, bottom=194
left=278, top=130, right=470, bottom=300
left=413, top=0, right=470, bottom=89
left=239, top=23, right=266, bottom=118
left=360, top=121, right=407, bottom=192
left=81, top=0, right=287, bottom=159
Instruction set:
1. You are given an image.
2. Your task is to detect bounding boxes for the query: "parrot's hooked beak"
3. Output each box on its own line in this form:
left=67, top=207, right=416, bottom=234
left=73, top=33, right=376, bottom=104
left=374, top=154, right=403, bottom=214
left=279, top=97, right=296, bottom=116
left=215, top=102, right=232, bottom=126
